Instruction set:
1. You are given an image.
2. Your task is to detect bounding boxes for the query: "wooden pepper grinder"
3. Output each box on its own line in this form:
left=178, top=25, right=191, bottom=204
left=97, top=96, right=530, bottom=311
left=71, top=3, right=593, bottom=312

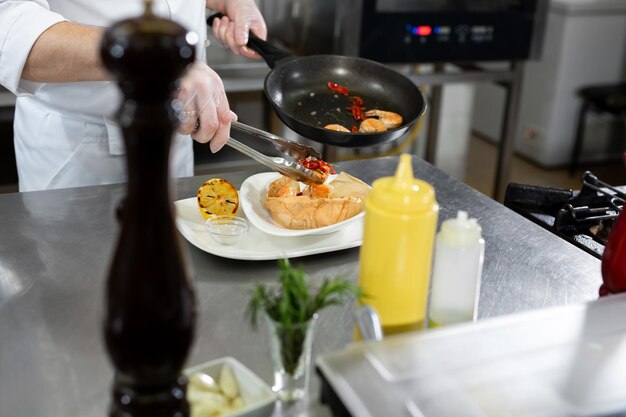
left=600, top=209, right=626, bottom=296
left=100, top=1, right=196, bottom=416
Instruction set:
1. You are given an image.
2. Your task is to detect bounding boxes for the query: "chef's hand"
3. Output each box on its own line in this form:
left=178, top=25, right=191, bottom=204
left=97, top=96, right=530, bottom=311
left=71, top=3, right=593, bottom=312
left=208, top=0, right=267, bottom=60
left=175, top=61, right=236, bottom=153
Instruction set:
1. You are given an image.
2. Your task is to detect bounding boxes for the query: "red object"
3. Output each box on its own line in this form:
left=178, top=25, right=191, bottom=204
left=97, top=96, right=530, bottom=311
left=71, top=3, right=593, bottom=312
left=327, top=81, right=349, bottom=96
left=351, top=126, right=359, bottom=132
left=351, top=96, right=364, bottom=106
left=326, top=83, right=367, bottom=122
left=417, top=25, right=432, bottom=36
left=298, top=157, right=336, bottom=175
left=600, top=209, right=626, bottom=296
left=347, top=95, right=366, bottom=121
left=325, top=83, right=366, bottom=121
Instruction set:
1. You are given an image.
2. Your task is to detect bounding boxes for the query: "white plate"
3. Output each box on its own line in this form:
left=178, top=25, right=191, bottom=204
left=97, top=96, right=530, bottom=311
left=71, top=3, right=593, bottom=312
left=239, top=172, right=365, bottom=237
left=174, top=198, right=363, bottom=261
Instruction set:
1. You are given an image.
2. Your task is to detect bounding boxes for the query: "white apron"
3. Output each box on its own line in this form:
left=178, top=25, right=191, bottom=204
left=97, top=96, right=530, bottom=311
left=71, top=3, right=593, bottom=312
left=0, top=0, right=206, bottom=192
left=13, top=97, right=194, bottom=191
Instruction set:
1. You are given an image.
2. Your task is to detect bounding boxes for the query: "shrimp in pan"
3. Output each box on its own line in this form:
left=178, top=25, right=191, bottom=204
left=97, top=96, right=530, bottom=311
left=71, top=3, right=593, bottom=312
left=359, top=118, right=387, bottom=133
left=362, top=110, right=403, bottom=129
left=324, top=124, right=350, bottom=132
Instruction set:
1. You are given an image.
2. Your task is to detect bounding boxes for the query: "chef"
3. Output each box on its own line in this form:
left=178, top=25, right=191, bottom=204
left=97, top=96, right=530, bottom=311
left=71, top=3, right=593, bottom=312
left=0, top=0, right=266, bottom=192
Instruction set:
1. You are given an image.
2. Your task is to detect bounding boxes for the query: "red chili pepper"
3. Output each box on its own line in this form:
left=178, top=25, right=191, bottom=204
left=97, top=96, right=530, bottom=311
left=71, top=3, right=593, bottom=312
left=320, top=162, right=336, bottom=174
left=297, top=157, right=333, bottom=174
left=297, top=158, right=336, bottom=175
left=351, top=126, right=359, bottom=132
left=347, top=106, right=366, bottom=121
left=351, top=96, right=364, bottom=106
left=346, top=95, right=367, bottom=121
left=327, top=81, right=349, bottom=96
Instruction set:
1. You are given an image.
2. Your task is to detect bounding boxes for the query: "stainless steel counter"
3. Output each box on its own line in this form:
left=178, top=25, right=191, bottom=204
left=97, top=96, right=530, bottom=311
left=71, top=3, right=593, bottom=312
left=0, top=156, right=603, bottom=417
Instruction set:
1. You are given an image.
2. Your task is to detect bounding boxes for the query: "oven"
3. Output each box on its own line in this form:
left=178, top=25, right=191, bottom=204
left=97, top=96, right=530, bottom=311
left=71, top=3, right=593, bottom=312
left=334, top=0, right=548, bottom=62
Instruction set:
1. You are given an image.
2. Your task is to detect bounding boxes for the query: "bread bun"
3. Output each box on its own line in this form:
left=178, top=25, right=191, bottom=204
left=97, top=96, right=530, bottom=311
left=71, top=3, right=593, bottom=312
left=264, top=173, right=370, bottom=230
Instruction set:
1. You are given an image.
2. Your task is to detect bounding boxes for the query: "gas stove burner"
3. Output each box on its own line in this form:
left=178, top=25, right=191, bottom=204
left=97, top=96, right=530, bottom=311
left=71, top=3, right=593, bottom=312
left=580, top=172, right=625, bottom=210
left=504, top=171, right=625, bottom=259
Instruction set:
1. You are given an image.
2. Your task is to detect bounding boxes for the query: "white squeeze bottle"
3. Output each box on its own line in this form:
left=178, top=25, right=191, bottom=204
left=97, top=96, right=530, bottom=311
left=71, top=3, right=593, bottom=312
left=429, top=211, right=485, bottom=326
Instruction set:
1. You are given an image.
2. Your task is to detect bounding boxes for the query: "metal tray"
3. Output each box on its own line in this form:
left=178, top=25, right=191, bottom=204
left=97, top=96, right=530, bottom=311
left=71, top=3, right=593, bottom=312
left=316, top=293, right=626, bottom=417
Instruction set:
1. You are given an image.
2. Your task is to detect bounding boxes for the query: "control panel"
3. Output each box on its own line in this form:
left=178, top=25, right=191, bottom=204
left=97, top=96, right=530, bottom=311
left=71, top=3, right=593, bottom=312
left=347, top=0, right=545, bottom=63
left=404, top=23, right=496, bottom=45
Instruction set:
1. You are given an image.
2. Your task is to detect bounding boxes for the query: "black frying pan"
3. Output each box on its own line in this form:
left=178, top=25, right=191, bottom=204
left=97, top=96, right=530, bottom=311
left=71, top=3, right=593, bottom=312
left=208, top=14, right=427, bottom=148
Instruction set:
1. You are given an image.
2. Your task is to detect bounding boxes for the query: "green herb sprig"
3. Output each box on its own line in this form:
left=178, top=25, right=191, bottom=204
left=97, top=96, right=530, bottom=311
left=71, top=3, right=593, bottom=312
left=247, top=259, right=362, bottom=375
left=247, top=258, right=362, bottom=328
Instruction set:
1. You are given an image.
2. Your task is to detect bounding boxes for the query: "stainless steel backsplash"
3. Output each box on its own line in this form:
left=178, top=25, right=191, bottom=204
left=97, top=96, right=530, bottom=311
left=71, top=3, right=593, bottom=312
left=259, top=0, right=337, bottom=55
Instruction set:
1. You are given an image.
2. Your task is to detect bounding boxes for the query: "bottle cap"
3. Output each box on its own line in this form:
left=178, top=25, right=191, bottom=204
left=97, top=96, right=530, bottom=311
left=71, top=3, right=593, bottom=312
left=369, top=154, right=437, bottom=213
left=438, top=211, right=483, bottom=247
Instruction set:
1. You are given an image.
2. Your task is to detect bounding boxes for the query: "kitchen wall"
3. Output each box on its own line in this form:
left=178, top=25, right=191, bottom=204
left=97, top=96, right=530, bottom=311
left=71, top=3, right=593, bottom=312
left=259, top=0, right=335, bottom=56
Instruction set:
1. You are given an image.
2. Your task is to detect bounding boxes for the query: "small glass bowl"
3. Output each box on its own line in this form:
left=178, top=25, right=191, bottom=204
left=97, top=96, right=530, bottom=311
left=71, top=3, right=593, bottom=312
left=205, top=215, right=249, bottom=245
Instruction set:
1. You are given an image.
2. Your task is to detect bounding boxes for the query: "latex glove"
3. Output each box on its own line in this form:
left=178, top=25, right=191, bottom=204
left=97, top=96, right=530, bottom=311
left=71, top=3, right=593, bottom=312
left=209, top=0, right=267, bottom=60
left=174, top=61, right=236, bottom=153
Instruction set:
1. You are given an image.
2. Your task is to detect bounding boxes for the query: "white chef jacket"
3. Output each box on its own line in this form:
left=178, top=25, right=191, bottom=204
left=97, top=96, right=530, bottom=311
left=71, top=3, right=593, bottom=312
left=0, top=0, right=206, bottom=191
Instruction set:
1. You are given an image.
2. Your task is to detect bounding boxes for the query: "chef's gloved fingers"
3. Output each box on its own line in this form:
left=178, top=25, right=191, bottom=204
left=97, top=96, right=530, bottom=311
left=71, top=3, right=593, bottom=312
left=211, top=0, right=267, bottom=60
left=207, top=110, right=238, bottom=154
left=194, top=94, right=236, bottom=153
left=174, top=89, right=199, bottom=135
left=174, top=61, right=235, bottom=152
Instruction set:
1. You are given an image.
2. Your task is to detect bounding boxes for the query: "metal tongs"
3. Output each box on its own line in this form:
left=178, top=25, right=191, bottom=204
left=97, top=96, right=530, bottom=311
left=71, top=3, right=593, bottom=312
left=226, top=121, right=325, bottom=184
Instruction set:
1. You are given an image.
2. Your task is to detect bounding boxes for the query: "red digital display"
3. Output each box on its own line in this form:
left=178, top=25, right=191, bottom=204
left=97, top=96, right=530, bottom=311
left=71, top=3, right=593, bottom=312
left=417, top=26, right=432, bottom=36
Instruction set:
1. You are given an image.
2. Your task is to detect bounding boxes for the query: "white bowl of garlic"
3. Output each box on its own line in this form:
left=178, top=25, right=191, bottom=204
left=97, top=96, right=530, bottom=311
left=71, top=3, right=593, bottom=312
left=184, top=357, right=277, bottom=417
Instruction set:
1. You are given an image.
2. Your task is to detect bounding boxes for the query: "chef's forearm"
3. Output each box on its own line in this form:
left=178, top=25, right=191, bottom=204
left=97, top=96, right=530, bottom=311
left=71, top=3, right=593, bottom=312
left=21, top=22, right=110, bottom=83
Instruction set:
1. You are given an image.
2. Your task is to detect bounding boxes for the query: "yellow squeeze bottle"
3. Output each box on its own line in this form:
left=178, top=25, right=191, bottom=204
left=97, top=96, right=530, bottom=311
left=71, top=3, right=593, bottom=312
left=357, top=154, right=439, bottom=336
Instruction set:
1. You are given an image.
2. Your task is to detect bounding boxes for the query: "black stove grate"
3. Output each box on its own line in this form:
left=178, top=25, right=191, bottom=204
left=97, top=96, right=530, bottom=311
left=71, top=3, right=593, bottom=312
left=504, top=172, right=624, bottom=259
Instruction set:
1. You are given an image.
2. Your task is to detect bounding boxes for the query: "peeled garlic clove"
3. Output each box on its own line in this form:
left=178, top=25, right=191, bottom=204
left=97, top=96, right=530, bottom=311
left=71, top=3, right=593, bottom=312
left=187, top=390, right=229, bottom=407
left=230, top=396, right=245, bottom=410
left=218, top=364, right=239, bottom=399
left=189, top=372, right=220, bottom=393
left=190, top=400, right=224, bottom=417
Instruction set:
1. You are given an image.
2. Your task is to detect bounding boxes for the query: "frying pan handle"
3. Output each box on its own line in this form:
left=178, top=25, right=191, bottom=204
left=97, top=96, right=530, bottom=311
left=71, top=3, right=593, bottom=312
left=207, top=12, right=293, bottom=69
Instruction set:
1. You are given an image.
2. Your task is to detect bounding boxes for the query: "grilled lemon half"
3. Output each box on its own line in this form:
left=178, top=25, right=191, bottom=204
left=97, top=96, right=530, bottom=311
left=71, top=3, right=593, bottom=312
left=197, top=178, right=239, bottom=220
